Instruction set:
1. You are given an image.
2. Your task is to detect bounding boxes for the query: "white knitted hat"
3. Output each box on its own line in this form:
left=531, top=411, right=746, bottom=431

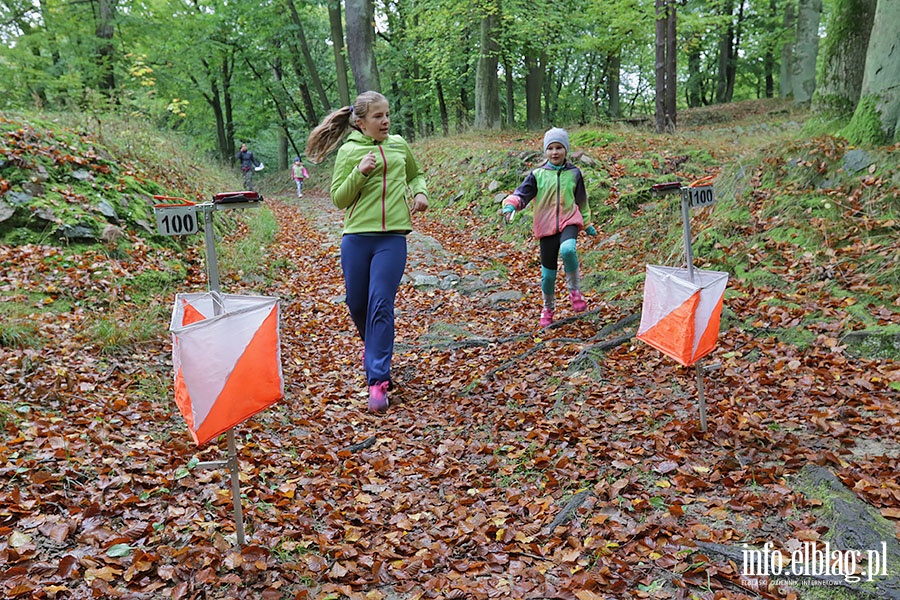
left=543, top=127, right=570, bottom=153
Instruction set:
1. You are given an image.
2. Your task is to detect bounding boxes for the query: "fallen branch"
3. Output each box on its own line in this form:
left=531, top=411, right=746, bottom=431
left=545, top=306, right=603, bottom=329
left=339, top=436, right=376, bottom=453
left=543, top=490, right=593, bottom=535
left=589, top=312, right=640, bottom=340
left=570, top=333, right=635, bottom=370
left=486, top=314, right=640, bottom=380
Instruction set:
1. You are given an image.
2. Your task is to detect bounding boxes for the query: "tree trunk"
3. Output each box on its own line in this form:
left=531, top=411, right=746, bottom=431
left=731, top=0, right=745, bottom=100
left=655, top=0, right=666, bottom=132
left=299, top=83, right=316, bottom=126
left=436, top=80, right=449, bottom=136
left=543, top=63, right=554, bottom=123
left=607, top=52, right=621, bottom=119
left=846, top=0, right=900, bottom=143
left=665, top=0, right=677, bottom=130
left=686, top=37, right=703, bottom=107
left=284, top=0, right=330, bottom=114
left=192, top=61, right=229, bottom=162
left=812, top=0, right=876, bottom=116
left=525, top=51, right=543, bottom=130
left=345, top=0, right=381, bottom=93
left=328, top=0, right=351, bottom=107
left=474, top=7, right=501, bottom=130
left=285, top=48, right=314, bottom=125
left=764, top=0, right=777, bottom=98
left=780, top=0, right=796, bottom=98
left=457, top=85, right=469, bottom=132
left=791, top=0, right=822, bottom=105
left=655, top=0, right=676, bottom=132
left=95, top=0, right=117, bottom=98
left=716, top=0, right=735, bottom=103
left=581, top=58, right=594, bottom=123
left=503, top=55, right=515, bottom=127
left=224, top=54, right=235, bottom=162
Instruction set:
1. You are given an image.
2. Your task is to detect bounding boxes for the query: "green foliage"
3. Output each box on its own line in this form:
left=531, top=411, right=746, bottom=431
left=842, top=96, right=888, bottom=145
left=0, top=302, right=42, bottom=349
left=570, top=130, right=621, bottom=149
left=0, top=113, right=234, bottom=246
left=87, top=303, right=170, bottom=355
left=219, top=206, right=279, bottom=286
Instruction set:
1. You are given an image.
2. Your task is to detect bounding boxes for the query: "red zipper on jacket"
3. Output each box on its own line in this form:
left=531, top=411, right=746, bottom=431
left=555, top=168, right=562, bottom=233
left=379, top=145, right=387, bottom=230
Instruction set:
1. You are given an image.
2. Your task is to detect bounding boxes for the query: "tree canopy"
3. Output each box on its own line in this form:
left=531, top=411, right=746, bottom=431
left=1, top=0, right=898, bottom=163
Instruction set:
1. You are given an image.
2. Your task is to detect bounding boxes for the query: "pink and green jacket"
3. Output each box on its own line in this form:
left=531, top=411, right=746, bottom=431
left=504, top=162, right=591, bottom=239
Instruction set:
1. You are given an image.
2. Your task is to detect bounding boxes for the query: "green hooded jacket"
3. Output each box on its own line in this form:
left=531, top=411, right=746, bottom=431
left=330, top=130, right=428, bottom=234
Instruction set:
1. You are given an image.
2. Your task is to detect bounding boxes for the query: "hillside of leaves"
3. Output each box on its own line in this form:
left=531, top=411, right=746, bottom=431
left=1, top=100, right=899, bottom=600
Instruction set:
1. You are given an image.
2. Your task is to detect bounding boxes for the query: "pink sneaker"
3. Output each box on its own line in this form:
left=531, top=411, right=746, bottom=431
left=570, top=290, right=587, bottom=312
left=368, top=381, right=390, bottom=413
left=540, top=308, right=554, bottom=327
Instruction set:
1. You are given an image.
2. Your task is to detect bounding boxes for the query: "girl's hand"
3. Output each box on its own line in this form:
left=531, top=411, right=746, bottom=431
left=411, top=193, right=428, bottom=213
left=359, top=151, right=377, bottom=176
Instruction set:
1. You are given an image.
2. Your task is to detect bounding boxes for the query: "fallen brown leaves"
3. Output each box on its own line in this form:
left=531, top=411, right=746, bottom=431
left=2, top=146, right=899, bottom=599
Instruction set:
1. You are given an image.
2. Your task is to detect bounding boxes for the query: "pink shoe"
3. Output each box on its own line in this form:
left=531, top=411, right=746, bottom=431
left=570, top=290, right=587, bottom=312
left=368, top=381, right=390, bottom=413
left=540, top=308, right=554, bottom=327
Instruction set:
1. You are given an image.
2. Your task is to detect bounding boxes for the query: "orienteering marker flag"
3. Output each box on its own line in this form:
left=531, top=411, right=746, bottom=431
left=169, top=293, right=283, bottom=445
left=637, top=266, right=729, bottom=367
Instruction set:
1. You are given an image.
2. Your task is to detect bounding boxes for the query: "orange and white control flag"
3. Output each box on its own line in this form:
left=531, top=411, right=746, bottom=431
left=169, top=293, right=283, bottom=445
left=637, top=266, right=728, bottom=367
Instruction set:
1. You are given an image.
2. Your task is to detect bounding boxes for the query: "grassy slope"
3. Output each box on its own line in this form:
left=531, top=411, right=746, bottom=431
left=413, top=98, right=900, bottom=360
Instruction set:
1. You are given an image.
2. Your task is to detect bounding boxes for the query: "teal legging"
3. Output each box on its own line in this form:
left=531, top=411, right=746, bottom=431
left=539, top=225, right=580, bottom=308
left=539, top=225, right=579, bottom=272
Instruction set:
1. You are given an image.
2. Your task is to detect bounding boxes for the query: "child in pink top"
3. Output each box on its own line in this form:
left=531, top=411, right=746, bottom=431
left=291, top=156, right=309, bottom=197
left=503, top=128, right=597, bottom=327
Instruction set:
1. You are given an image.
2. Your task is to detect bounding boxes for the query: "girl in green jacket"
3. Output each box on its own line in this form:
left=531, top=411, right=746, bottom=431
left=306, top=91, right=429, bottom=413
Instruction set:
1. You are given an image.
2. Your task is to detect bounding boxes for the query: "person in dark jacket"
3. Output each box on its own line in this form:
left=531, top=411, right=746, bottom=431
left=236, top=143, right=261, bottom=190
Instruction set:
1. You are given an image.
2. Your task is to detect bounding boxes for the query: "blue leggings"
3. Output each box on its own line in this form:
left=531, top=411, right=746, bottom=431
left=340, top=234, right=407, bottom=386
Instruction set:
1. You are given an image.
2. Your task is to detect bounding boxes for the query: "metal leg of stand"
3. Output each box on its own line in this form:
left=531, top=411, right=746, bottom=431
left=226, top=429, right=246, bottom=546
left=201, top=206, right=245, bottom=547
left=695, top=363, right=707, bottom=432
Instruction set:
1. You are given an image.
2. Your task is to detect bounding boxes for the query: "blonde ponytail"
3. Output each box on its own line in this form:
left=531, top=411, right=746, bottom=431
left=305, top=106, right=353, bottom=164
left=304, top=91, right=389, bottom=164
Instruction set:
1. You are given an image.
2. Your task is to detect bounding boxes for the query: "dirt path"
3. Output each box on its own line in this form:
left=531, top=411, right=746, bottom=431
left=235, top=189, right=900, bottom=599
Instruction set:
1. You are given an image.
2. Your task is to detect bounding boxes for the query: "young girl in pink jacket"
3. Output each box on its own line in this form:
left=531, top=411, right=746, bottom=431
left=503, top=128, right=597, bottom=327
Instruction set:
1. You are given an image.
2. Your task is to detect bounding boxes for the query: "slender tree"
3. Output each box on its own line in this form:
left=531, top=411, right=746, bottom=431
left=94, top=0, right=117, bottom=98
left=474, top=2, right=501, bottom=129
left=328, top=0, right=351, bottom=106
left=791, top=0, right=822, bottom=104
left=715, top=0, right=736, bottom=103
left=655, top=0, right=676, bottom=131
left=284, top=0, right=330, bottom=116
left=345, top=0, right=381, bottom=93
left=779, top=0, right=796, bottom=97
left=525, top=50, right=544, bottom=129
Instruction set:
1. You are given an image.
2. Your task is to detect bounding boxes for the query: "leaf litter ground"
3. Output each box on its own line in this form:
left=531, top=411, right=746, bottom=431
left=2, top=138, right=900, bottom=599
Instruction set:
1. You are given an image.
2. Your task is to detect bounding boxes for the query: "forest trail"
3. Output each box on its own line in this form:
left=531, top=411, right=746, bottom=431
left=211, top=188, right=900, bottom=598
